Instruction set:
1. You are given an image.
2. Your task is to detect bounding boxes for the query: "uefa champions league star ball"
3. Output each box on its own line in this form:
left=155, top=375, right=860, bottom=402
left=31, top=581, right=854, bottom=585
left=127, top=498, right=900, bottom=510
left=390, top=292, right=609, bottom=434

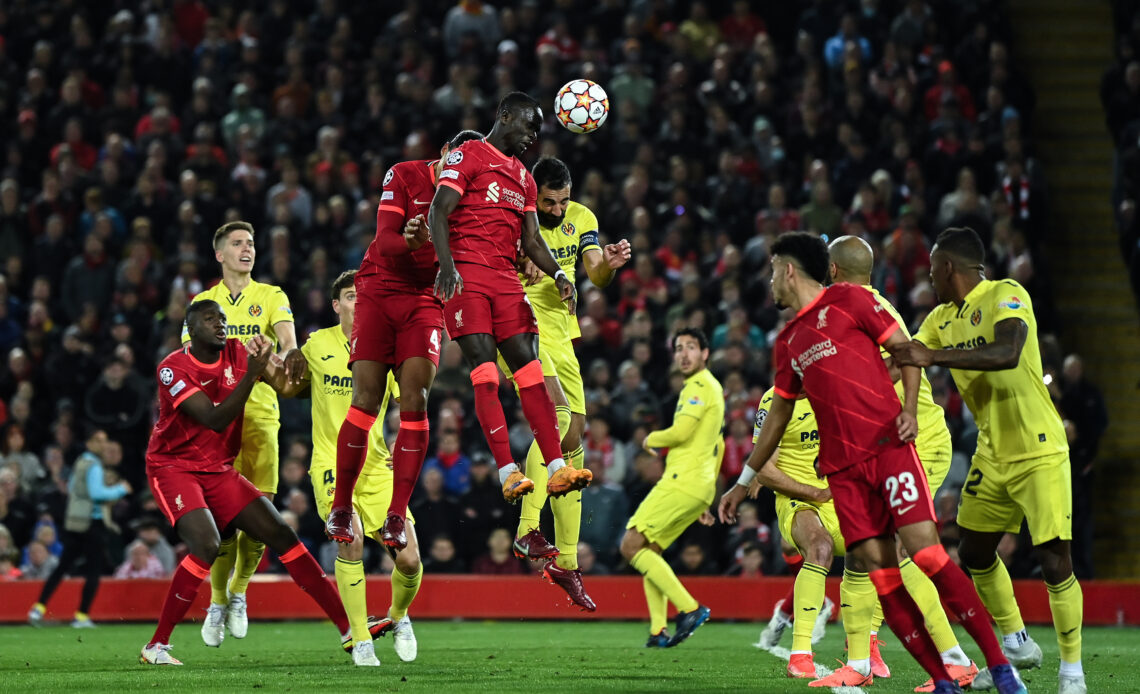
left=554, top=79, right=610, bottom=134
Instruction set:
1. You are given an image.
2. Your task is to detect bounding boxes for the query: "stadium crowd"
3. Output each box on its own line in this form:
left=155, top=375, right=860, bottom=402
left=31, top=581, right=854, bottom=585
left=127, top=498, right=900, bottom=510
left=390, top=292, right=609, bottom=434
left=0, top=0, right=1101, bottom=585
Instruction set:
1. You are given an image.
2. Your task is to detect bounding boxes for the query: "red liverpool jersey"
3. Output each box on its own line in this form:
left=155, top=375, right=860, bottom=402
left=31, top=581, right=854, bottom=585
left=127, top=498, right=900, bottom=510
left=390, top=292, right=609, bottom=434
left=146, top=339, right=249, bottom=472
left=359, top=159, right=439, bottom=293
left=772, top=283, right=904, bottom=475
left=437, top=139, right=537, bottom=274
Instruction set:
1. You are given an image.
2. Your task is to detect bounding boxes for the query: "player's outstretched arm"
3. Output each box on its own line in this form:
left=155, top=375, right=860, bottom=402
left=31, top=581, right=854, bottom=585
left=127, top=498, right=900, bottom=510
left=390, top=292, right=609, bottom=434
left=642, top=413, right=700, bottom=450
left=754, top=450, right=830, bottom=504
left=720, top=394, right=809, bottom=523
left=582, top=238, right=631, bottom=288
left=892, top=318, right=1028, bottom=372
left=520, top=211, right=576, bottom=313
left=178, top=339, right=272, bottom=432
left=428, top=185, right=463, bottom=300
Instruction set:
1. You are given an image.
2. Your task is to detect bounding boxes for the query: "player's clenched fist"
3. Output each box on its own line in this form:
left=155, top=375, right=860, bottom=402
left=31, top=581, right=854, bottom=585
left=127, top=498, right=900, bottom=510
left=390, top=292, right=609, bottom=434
left=889, top=340, right=934, bottom=368
left=244, top=335, right=272, bottom=375
left=404, top=214, right=431, bottom=250
left=555, top=274, right=576, bottom=314
left=603, top=239, right=632, bottom=269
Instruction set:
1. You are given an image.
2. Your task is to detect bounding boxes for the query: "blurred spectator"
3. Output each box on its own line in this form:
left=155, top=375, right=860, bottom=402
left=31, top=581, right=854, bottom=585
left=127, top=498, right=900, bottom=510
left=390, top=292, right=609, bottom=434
left=20, top=539, right=58, bottom=579
left=672, top=541, right=717, bottom=576
left=114, top=539, right=167, bottom=579
left=409, top=467, right=462, bottom=549
left=424, top=535, right=466, bottom=574
left=579, top=454, right=629, bottom=566
left=471, top=527, right=527, bottom=575
left=423, top=429, right=472, bottom=497
left=1058, top=355, right=1107, bottom=579
left=726, top=541, right=765, bottom=578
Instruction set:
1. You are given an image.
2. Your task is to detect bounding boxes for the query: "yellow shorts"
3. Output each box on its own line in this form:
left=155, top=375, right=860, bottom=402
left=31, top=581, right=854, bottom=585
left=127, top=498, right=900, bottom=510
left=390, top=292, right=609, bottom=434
left=917, top=439, right=953, bottom=498
left=235, top=417, right=280, bottom=494
left=497, top=338, right=586, bottom=415
left=957, top=451, right=1071, bottom=543
left=775, top=494, right=846, bottom=558
left=310, top=460, right=414, bottom=537
left=626, top=483, right=707, bottom=550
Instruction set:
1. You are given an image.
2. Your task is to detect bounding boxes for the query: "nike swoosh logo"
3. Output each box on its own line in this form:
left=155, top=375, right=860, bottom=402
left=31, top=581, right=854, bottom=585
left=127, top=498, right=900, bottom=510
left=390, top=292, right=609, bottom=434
left=413, top=199, right=430, bottom=205
left=939, top=321, right=951, bottom=329
left=897, top=503, right=917, bottom=515
left=200, top=379, right=214, bottom=386
left=347, top=443, right=366, bottom=449
left=174, top=593, right=192, bottom=602
left=320, top=355, right=335, bottom=361
left=489, top=163, right=502, bottom=168
left=1061, top=627, right=1078, bottom=636
left=802, top=607, right=818, bottom=612
left=350, top=579, right=363, bottom=587
left=840, top=603, right=853, bottom=608
left=490, top=426, right=504, bottom=434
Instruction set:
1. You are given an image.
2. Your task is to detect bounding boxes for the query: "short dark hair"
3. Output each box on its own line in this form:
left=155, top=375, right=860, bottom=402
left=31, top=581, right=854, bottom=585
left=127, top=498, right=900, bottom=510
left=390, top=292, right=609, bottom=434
left=186, top=299, right=220, bottom=325
left=330, top=270, right=356, bottom=302
left=448, top=129, right=484, bottom=149
left=213, top=220, right=254, bottom=250
left=934, top=227, right=985, bottom=265
left=532, top=156, right=572, bottom=191
left=498, top=91, right=540, bottom=117
left=770, top=232, right=830, bottom=284
left=673, top=327, right=709, bottom=351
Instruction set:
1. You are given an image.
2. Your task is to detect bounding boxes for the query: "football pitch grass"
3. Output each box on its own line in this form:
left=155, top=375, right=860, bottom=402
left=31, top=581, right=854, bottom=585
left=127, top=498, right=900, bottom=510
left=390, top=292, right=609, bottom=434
left=1, top=620, right=1137, bottom=692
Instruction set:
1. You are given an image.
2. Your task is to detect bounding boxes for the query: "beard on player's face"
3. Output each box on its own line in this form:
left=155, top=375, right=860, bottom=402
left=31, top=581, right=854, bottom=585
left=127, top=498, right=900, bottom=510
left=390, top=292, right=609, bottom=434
left=536, top=208, right=564, bottom=228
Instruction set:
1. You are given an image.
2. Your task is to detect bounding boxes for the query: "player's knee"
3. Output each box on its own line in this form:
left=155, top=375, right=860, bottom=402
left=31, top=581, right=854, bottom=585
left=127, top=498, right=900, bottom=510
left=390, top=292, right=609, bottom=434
left=620, top=531, right=644, bottom=560
left=266, top=524, right=300, bottom=554
left=350, top=387, right=382, bottom=413
left=806, top=538, right=834, bottom=567
left=399, top=385, right=428, bottom=412
left=562, top=415, right=585, bottom=451
left=395, top=548, right=421, bottom=575
left=1036, top=541, right=1073, bottom=584
left=957, top=543, right=996, bottom=571
left=338, top=536, right=364, bottom=562
left=196, top=537, right=221, bottom=563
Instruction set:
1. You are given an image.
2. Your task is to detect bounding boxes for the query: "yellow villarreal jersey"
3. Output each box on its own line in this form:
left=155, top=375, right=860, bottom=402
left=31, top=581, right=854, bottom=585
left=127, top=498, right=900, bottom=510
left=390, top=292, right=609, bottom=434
left=753, top=388, right=826, bottom=490
left=301, top=326, right=397, bottom=473
left=657, top=368, right=725, bottom=503
left=522, top=201, right=601, bottom=339
left=183, top=279, right=293, bottom=420
left=865, top=287, right=952, bottom=455
left=914, top=279, right=1067, bottom=463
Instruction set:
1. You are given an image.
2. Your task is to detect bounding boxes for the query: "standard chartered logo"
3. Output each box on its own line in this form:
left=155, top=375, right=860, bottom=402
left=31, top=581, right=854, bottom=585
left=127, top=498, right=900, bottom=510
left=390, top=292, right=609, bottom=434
left=485, top=181, right=501, bottom=202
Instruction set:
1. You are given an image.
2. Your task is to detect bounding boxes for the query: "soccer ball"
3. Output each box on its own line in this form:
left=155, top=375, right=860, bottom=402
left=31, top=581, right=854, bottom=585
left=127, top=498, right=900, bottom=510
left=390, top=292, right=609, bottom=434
left=554, top=79, right=610, bottom=134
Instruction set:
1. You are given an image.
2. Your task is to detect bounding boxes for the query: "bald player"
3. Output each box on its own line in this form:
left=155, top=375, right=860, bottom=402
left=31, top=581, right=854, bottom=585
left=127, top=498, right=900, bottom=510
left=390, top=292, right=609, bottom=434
left=828, top=236, right=978, bottom=690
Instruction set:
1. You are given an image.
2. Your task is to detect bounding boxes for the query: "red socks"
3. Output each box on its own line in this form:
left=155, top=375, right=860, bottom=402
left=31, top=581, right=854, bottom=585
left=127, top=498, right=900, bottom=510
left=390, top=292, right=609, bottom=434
left=514, top=360, right=563, bottom=464
left=388, top=411, right=429, bottom=518
left=871, top=567, right=951, bottom=682
left=332, top=405, right=376, bottom=510
left=470, top=362, right=514, bottom=468
left=913, top=544, right=1009, bottom=668
left=280, top=543, right=350, bottom=635
left=780, top=554, right=804, bottom=618
left=149, top=554, right=211, bottom=646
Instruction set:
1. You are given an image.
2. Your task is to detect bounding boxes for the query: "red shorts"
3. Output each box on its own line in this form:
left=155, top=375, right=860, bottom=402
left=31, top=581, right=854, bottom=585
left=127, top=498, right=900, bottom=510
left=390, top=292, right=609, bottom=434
left=148, top=464, right=263, bottom=530
left=827, top=442, right=937, bottom=550
left=350, top=279, right=445, bottom=368
left=444, top=263, right=537, bottom=341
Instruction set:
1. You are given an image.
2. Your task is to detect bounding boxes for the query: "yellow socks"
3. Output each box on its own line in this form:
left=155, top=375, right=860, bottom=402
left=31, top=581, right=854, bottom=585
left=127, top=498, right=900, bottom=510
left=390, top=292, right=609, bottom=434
left=335, top=557, right=369, bottom=643
left=390, top=563, right=423, bottom=621
left=229, top=531, right=266, bottom=596
left=791, top=562, right=829, bottom=653
left=841, top=568, right=877, bottom=662
left=900, top=557, right=960, bottom=654
left=630, top=547, right=699, bottom=614
left=210, top=534, right=239, bottom=604
left=552, top=442, right=584, bottom=570
left=1047, top=574, right=1083, bottom=664
left=644, top=576, right=668, bottom=635
left=971, top=557, right=1026, bottom=637
left=518, top=435, right=547, bottom=537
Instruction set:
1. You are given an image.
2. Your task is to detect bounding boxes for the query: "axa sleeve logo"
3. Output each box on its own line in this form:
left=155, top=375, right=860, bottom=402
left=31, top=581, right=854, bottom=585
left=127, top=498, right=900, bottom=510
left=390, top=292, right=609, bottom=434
left=485, top=181, right=501, bottom=203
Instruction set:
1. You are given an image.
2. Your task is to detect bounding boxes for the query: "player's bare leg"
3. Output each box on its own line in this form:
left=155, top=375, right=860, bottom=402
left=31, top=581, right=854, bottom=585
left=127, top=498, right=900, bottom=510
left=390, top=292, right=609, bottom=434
left=383, top=357, right=437, bottom=550
left=378, top=520, right=422, bottom=662
left=328, top=359, right=390, bottom=543
left=145, top=509, right=222, bottom=662
left=500, top=333, right=590, bottom=496
left=894, top=521, right=1026, bottom=693
left=231, top=497, right=351, bottom=640
left=621, top=529, right=708, bottom=646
